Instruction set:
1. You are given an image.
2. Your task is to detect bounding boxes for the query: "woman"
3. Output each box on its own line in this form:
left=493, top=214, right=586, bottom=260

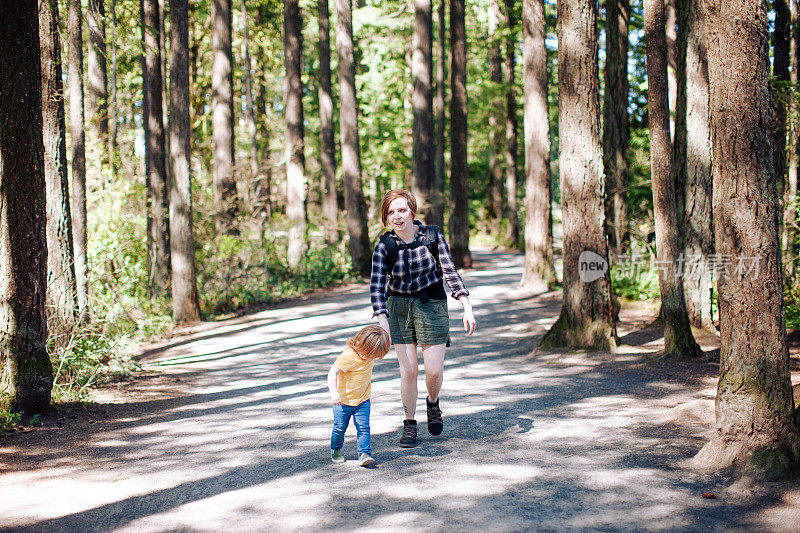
left=370, top=189, right=477, bottom=447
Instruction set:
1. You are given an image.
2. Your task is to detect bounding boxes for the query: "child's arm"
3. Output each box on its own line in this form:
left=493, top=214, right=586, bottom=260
left=327, top=364, right=343, bottom=405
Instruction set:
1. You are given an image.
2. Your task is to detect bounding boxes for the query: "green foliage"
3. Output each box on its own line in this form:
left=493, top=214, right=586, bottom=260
left=784, top=283, right=800, bottom=330
left=610, top=259, right=660, bottom=301
left=0, top=410, right=21, bottom=434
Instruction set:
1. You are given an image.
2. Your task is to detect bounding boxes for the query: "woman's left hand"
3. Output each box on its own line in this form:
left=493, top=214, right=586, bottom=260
left=463, top=308, right=476, bottom=336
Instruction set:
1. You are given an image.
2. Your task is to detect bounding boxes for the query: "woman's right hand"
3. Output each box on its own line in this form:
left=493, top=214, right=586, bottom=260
left=377, top=313, right=390, bottom=335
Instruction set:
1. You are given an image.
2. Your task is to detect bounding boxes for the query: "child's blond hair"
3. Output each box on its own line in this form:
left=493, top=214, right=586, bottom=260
left=347, top=325, right=391, bottom=360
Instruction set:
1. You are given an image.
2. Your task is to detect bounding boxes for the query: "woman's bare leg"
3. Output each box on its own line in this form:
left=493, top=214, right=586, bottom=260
left=421, top=343, right=446, bottom=402
left=394, top=343, right=419, bottom=419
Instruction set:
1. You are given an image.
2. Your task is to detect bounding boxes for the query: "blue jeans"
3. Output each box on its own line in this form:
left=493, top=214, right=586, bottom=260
left=331, top=400, right=371, bottom=454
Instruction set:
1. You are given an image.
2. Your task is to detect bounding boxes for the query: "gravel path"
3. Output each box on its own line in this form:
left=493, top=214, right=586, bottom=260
left=1, top=250, right=798, bottom=532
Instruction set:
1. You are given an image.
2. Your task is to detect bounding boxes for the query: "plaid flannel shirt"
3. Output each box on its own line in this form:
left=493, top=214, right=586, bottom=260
left=370, top=222, right=470, bottom=318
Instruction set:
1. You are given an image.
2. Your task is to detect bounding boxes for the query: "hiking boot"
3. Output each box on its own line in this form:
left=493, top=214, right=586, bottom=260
left=358, top=453, right=375, bottom=467
left=427, top=397, right=443, bottom=436
left=399, top=419, right=418, bottom=448
left=331, top=449, right=345, bottom=463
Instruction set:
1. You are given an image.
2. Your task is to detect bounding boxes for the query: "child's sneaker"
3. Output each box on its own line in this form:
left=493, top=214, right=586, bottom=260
left=331, top=449, right=345, bottom=463
left=399, top=419, right=418, bottom=447
left=358, top=453, right=375, bottom=467
left=426, top=397, right=443, bottom=436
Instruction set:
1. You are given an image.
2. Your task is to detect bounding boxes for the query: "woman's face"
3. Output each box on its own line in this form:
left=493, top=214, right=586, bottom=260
left=387, top=197, right=415, bottom=233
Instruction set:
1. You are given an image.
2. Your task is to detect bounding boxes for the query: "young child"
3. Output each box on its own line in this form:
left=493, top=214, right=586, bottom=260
left=327, top=324, right=391, bottom=466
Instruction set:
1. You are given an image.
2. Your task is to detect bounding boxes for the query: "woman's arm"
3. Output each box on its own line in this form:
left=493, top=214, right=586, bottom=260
left=458, top=295, right=477, bottom=336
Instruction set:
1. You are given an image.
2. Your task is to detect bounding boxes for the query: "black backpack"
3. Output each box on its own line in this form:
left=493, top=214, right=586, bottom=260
left=379, top=224, right=442, bottom=277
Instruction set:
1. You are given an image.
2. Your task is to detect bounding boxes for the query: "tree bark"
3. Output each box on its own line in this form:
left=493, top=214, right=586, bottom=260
left=284, top=0, right=307, bottom=269
left=488, top=0, right=504, bottom=236
left=665, top=0, right=677, bottom=139
left=141, top=0, right=171, bottom=299
left=541, top=0, right=617, bottom=351
left=169, top=0, right=200, bottom=323
left=786, top=0, right=800, bottom=277
left=39, top=0, right=79, bottom=343
left=255, top=5, right=272, bottom=220
left=521, top=0, right=556, bottom=291
left=675, top=0, right=714, bottom=331
left=644, top=0, right=701, bottom=357
left=336, top=0, right=370, bottom=277
left=432, top=0, right=446, bottom=229
left=318, top=0, right=338, bottom=244
left=109, top=0, right=118, bottom=176
left=212, top=0, right=239, bottom=234
left=0, top=0, right=53, bottom=413
left=693, top=0, right=800, bottom=479
left=449, top=0, right=471, bottom=268
left=603, top=0, right=630, bottom=255
left=412, top=0, right=435, bottom=224
left=241, top=0, right=258, bottom=211
left=504, top=0, right=520, bottom=248
left=67, top=0, right=89, bottom=324
left=87, top=0, right=109, bottom=169
left=775, top=0, right=791, bottom=276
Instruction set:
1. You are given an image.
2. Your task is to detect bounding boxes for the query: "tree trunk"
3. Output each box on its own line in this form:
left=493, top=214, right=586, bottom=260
left=665, top=0, right=677, bottom=139
left=786, top=0, right=800, bottom=277
left=336, top=0, right=370, bottom=277
left=159, top=0, right=170, bottom=186
left=449, top=0, right=470, bottom=268
left=432, top=0, right=446, bottom=229
left=0, top=0, right=53, bottom=413
left=603, top=0, right=630, bottom=255
left=169, top=0, right=200, bottom=323
left=541, top=0, right=617, bottom=351
left=67, top=0, right=89, bottom=324
left=109, top=0, right=118, bottom=176
left=775, top=0, right=791, bottom=275
left=141, top=0, right=171, bottom=299
left=318, top=0, right=338, bottom=244
left=87, top=0, right=109, bottom=170
left=675, top=0, right=714, bottom=331
left=255, top=5, right=272, bottom=220
left=412, top=0, right=435, bottom=224
left=504, top=0, right=520, bottom=248
left=693, top=0, right=800, bottom=479
left=644, top=0, right=701, bottom=357
left=212, top=0, right=239, bottom=234
left=488, top=0, right=504, bottom=236
left=284, top=0, right=307, bottom=268
left=521, top=0, right=556, bottom=291
left=241, top=0, right=258, bottom=210
left=39, top=0, right=79, bottom=343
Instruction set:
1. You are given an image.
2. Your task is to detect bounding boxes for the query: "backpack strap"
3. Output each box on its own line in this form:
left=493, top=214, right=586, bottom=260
left=380, top=225, right=441, bottom=277
left=422, top=225, right=442, bottom=275
left=379, top=231, right=399, bottom=274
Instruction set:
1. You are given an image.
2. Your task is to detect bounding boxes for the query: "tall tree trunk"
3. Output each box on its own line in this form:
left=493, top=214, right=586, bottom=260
left=504, top=0, right=520, bottom=248
left=169, top=0, right=200, bottom=323
left=412, top=0, right=435, bottom=224
left=87, top=0, right=109, bottom=171
left=67, top=0, right=89, bottom=324
left=39, top=0, right=79, bottom=343
left=284, top=0, right=307, bottom=268
left=159, top=0, right=171, bottom=188
left=693, top=0, right=800, bottom=479
left=336, top=0, right=370, bottom=276
left=318, top=0, right=338, bottom=244
left=449, top=0, right=470, bottom=268
left=774, top=0, right=791, bottom=271
left=241, top=0, right=258, bottom=210
left=0, top=0, right=53, bottom=413
left=255, top=5, right=272, bottom=220
left=644, top=0, right=701, bottom=357
left=665, top=0, right=677, bottom=139
left=212, top=0, right=239, bottom=234
left=603, top=0, right=630, bottom=255
left=141, top=0, right=171, bottom=299
left=109, top=0, right=118, bottom=176
left=541, top=0, right=617, bottom=351
left=675, top=0, right=714, bottom=331
left=488, top=0, right=504, bottom=236
left=786, top=0, right=800, bottom=277
left=432, top=0, right=446, bottom=229
left=521, top=0, right=556, bottom=291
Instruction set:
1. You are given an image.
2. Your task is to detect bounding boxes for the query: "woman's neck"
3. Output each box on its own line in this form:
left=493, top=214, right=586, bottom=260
left=395, top=222, right=417, bottom=243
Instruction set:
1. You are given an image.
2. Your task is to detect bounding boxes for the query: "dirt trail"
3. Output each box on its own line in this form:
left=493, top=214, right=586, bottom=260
left=1, top=250, right=798, bottom=532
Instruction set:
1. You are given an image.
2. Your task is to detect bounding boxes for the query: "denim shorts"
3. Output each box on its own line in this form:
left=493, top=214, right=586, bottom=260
left=387, top=295, right=450, bottom=346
